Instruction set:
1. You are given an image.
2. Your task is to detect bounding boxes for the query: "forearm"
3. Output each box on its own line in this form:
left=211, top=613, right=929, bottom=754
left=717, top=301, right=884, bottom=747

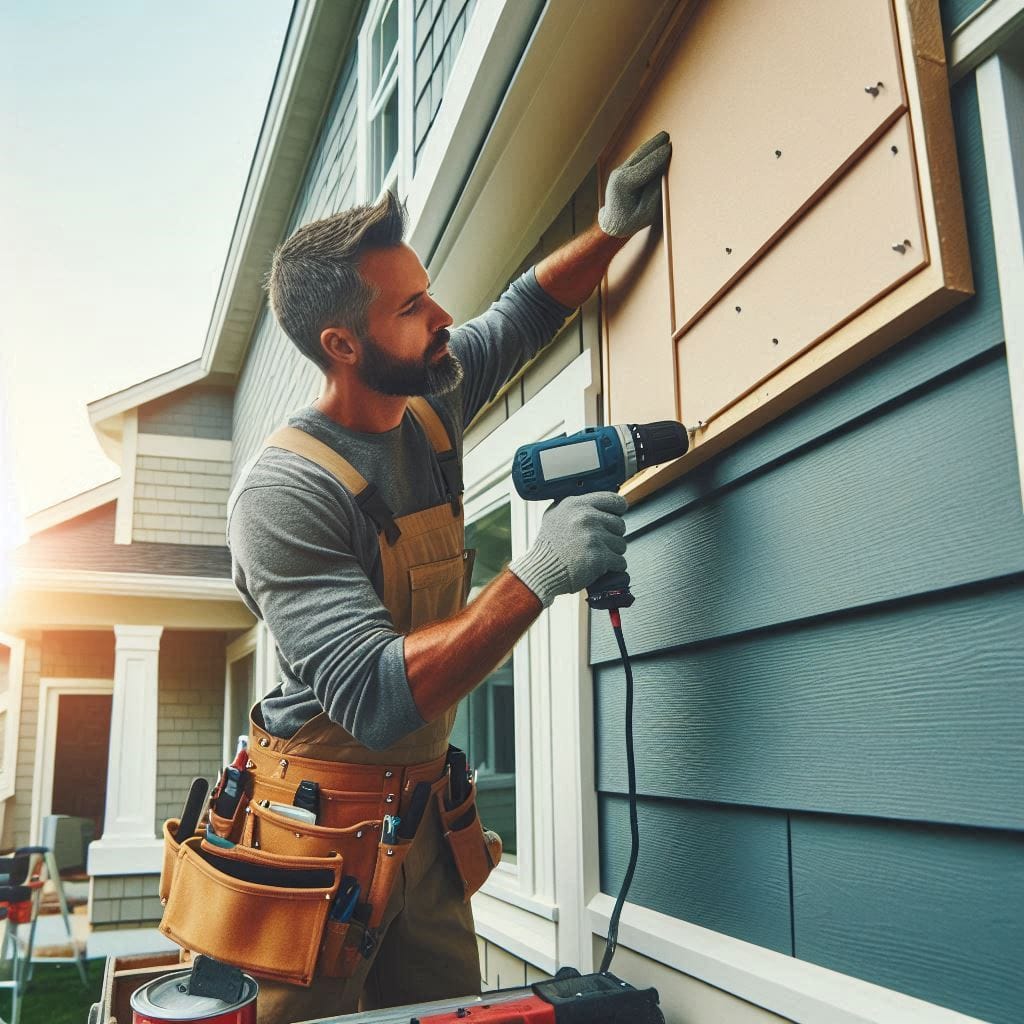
left=404, top=569, right=543, bottom=723
left=534, top=222, right=629, bottom=309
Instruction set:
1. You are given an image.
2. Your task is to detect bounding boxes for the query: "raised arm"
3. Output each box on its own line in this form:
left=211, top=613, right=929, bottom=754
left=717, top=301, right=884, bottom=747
left=535, top=130, right=671, bottom=309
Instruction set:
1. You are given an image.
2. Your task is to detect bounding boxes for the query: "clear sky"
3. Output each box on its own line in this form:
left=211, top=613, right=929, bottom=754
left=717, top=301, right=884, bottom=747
left=0, top=0, right=292, bottom=563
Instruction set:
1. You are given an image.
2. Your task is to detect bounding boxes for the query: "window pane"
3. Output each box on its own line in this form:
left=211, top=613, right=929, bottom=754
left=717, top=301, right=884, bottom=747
left=372, top=0, right=399, bottom=90
left=371, top=86, right=399, bottom=197
left=454, top=502, right=517, bottom=860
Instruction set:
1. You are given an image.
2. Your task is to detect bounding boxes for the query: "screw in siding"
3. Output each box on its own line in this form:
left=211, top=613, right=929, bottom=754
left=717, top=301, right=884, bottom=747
left=864, top=81, right=883, bottom=96
left=774, top=149, right=782, bottom=158
left=891, top=145, right=899, bottom=155
left=891, top=238, right=912, bottom=254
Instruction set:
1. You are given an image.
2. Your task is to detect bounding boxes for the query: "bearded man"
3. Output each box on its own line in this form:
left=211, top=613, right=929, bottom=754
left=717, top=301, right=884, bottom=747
left=226, top=132, right=670, bottom=1023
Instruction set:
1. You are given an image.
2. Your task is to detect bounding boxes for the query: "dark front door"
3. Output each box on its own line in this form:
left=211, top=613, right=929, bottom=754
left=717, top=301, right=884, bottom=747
left=50, top=693, right=112, bottom=840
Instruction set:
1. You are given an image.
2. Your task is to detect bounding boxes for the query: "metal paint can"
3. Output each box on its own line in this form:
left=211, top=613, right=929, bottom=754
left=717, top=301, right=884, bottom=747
left=130, top=969, right=258, bottom=1024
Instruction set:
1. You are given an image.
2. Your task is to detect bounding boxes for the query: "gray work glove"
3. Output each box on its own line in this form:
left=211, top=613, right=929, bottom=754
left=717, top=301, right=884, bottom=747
left=598, top=130, right=672, bottom=238
left=509, top=492, right=628, bottom=608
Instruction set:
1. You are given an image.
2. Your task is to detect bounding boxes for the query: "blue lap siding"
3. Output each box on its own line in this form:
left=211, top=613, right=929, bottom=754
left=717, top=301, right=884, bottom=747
left=593, top=66, right=1024, bottom=1023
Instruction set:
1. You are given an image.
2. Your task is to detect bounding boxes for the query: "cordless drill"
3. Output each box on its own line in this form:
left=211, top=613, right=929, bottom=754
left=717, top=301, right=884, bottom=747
left=512, top=421, right=689, bottom=609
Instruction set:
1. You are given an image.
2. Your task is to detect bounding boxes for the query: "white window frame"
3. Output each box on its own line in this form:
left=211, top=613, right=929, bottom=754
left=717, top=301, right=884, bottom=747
left=30, top=676, right=114, bottom=845
left=358, top=0, right=415, bottom=202
left=967, top=5, right=1024, bottom=511
left=223, top=624, right=276, bottom=763
left=461, top=489, right=517, bottom=812
left=462, top=350, right=601, bottom=973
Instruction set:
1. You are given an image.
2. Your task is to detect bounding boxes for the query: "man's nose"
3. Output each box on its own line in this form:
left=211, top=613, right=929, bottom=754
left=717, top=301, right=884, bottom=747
left=429, top=296, right=453, bottom=331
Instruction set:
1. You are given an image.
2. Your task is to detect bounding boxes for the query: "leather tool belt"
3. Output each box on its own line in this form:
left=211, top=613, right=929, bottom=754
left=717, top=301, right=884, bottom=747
left=158, top=745, right=500, bottom=986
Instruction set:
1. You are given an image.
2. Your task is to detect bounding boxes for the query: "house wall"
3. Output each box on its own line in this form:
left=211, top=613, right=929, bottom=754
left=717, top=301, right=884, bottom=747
left=2, top=633, right=39, bottom=852
left=133, top=454, right=232, bottom=546
left=1, top=631, right=115, bottom=850
left=133, top=385, right=234, bottom=545
left=590, top=62, right=1023, bottom=1024
left=463, top=172, right=599, bottom=453
left=138, top=385, right=233, bottom=440
left=155, top=630, right=226, bottom=833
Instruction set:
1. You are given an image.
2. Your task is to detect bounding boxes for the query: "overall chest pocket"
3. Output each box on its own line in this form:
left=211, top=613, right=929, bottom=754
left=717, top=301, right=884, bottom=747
left=408, top=550, right=474, bottom=629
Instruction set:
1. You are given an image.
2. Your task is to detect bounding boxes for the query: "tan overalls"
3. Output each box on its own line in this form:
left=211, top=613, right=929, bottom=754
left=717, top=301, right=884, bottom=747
left=247, top=398, right=492, bottom=1023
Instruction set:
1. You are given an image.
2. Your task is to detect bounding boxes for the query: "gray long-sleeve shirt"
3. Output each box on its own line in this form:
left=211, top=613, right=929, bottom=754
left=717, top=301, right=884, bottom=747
left=228, top=270, right=572, bottom=749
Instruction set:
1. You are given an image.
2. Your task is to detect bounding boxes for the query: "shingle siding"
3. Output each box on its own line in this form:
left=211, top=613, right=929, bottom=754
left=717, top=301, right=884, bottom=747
left=91, top=874, right=162, bottom=927
left=593, top=74, right=1024, bottom=1023
left=133, top=455, right=231, bottom=546
left=138, top=386, right=233, bottom=440
left=232, top=49, right=362, bottom=484
left=154, top=631, right=226, bottom=836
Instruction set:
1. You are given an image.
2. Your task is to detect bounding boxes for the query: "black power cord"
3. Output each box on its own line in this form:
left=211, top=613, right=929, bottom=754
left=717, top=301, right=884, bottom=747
left=599, top=607, right=640, bottom=975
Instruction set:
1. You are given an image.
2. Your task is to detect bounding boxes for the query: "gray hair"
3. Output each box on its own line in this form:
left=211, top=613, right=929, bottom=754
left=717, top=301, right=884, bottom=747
left=266, top=191, right=408, bottom=370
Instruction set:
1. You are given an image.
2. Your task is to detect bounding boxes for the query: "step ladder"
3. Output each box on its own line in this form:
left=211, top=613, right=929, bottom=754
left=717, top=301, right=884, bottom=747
left=0, top=844, right=88, bottom=1024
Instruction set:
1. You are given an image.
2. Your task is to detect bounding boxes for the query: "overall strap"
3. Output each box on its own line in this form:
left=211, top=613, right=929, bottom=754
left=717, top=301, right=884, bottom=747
left=407, top=397, right=462, bottom=514
left=264, top=427, right=401, bottom=544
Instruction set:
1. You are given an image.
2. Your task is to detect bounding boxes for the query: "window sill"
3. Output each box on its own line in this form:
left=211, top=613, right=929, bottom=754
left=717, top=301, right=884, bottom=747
left=472, top=888, right=559, bottom=975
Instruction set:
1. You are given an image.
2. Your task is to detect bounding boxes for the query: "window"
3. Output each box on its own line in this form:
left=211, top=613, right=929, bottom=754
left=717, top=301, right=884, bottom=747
left=224, top=626, right=271, bottom=763
left=362, top=0, right=404, bottom=199
left=453, top=500, right=517, bottom=860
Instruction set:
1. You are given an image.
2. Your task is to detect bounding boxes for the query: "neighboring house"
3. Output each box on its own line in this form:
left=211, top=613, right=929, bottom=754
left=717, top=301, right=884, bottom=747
left=1, top=1, right=1022, bottom=1022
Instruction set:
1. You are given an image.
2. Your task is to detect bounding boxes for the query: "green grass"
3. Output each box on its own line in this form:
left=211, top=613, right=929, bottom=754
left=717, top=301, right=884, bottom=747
left=11, top=960, right=103, bottom=1024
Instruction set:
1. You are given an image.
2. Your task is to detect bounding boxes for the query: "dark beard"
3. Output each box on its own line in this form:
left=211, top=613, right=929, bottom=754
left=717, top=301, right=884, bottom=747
left=358, top=329, right=464, bottom=397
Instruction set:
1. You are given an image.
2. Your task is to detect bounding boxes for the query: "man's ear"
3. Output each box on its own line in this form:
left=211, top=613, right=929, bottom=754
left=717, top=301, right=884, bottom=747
left=320, top=326, right=358, bottom=366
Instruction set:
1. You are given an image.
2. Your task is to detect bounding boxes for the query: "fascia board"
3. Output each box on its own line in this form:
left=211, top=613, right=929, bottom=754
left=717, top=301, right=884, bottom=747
left=23, top=480, right=121, bottom=536
left=12, top=568, right=239, bottom=601
left=87, top=358, right=206, bottom=435
left=200, top=0, right=362, bottom=379
left=426, top=0, right=680, bottom=324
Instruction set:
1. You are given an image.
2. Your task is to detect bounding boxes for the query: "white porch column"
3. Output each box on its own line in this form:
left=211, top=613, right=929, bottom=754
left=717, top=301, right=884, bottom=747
left=87, top=624, right=164, bottom=875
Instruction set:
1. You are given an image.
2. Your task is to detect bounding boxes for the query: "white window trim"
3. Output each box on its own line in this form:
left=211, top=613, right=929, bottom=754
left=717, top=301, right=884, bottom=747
left=975, top=35, right=1024, bottom=511
left=358, top=0, right=411, bottom=202
left=30, top=676, right=114, bottom=845
left=462, top=349, right=600, bottom=971
left=224, top=624, right=273, bottom=762
left=0, top=632, right=25, bottom=803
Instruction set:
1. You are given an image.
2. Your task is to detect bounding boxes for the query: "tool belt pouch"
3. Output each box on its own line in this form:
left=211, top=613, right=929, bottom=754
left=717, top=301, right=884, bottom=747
left=333, top=837, right=414, bottom=978
left=207, top=796, right=249, bottom=844
left=160, top=818, right=185, bottom=904
left=438, top=784, right=502, bottom=902
left=159, top=836, right=341, bottom=987
left=242, top=801, right=381, bottom=890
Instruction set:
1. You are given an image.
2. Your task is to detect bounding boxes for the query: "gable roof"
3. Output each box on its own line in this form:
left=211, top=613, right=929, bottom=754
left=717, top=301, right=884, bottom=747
left=16, top=502, right=231, bottom=579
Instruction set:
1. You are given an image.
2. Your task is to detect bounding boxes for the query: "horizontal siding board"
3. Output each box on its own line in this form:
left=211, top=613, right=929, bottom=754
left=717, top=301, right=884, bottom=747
left=791, top=815, right=1024, bottom=1024
left=599, top=795, right=792, bottom=954
left=594, top=353, right=1024, bottom=663
left=595, top=581, right=1024, bottom=829
left=615, top=77, right=1000, bottom=543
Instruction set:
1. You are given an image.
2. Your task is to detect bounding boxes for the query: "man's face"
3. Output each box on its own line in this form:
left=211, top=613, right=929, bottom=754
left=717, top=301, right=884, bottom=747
left=355, top=243, right=461, bottom=397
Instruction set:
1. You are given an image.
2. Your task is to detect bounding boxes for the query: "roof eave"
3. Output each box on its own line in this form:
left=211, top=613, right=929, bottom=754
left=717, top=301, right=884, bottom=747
left=199, top=0, right=363, bottom=381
